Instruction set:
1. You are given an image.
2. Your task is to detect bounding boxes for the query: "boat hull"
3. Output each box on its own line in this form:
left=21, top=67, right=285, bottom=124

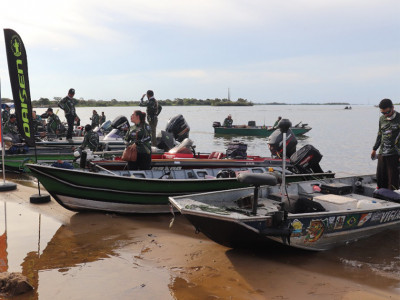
left=26, top=164, right=334, bottom=214
left=169, top=175, right=400, bottom=250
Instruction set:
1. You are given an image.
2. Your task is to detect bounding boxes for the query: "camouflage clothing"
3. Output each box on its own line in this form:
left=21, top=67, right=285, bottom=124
left=373, top=111, right=400, bottom=156
left=223, top=118, right=233, bottom=127
left=3, top=120, right=19, bottom=135
left=59, top=96, right=78, bottom=117
left=32, top=115, right=42, bottom=134
left=1, top=110, right=10, bottom=124
left=79, top=130, right=99, bottom=151
left=140, top=97, right=158, bottom=122
left=99, top=114, right=106, bottom=124
left=124, top=123, right=152, bottom=154
left=47, top=114, right=62, bottom=134
left=91, top=113, right=100, bottom=128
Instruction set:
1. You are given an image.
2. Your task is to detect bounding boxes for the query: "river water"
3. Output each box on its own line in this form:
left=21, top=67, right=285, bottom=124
left=36, top=104, right=384, bottom=176
left=1, top=104, right=399, bottom=299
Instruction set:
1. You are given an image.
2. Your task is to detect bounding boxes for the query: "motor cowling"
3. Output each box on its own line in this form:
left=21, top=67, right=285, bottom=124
left=156, top=130, right=176, bottom=152
left=110, top=115, right=129, bottom=130
left=267, top=128, right=298, bottom=158
left=290, top=144, right=324, bottom=173
left=165, top=114, right=190, bottom=142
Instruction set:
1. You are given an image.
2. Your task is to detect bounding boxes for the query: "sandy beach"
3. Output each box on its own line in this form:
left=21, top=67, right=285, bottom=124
left=0, top=182, right=399, bottom=299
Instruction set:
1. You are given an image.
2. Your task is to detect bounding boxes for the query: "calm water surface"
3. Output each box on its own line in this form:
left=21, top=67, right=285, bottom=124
left=36, top=104, right=387, bottom=176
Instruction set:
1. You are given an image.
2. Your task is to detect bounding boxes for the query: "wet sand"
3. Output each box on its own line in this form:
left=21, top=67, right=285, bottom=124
left=1, top=183, right=399, bottom=299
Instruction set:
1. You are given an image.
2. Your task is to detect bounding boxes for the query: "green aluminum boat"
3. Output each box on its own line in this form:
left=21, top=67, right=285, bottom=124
left=213, top=124, right=312, bottom=137
left=26, top=163, right=334, bottom=214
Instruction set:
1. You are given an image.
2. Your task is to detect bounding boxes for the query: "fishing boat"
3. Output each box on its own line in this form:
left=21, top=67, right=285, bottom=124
left=26, top=163, right=334, bottom=214
left=213, top=121, right=311, bottom=137
left=169, top=173, right=400, bottom=251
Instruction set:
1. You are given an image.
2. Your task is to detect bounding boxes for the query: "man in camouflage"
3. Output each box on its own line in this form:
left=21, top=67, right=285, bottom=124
left=90, top=110, right=100, bottom=128
left=78, top=124, right=100, bottom=151
left=3, top=114, right=20, bottom=143
left=46, top=108, right=62, bottom=136
left=140, top=90, right=159, bottom=146
left=100, top=112, right=106, bottom=124
left=59, top=88, right=79, bottom=140
left=1, top=104, right=11, bottom=125
left=371, top=98, right=400, bottom=190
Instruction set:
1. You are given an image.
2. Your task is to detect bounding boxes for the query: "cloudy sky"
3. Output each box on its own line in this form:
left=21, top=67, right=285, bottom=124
left=0, top=0, right=399, bottom=104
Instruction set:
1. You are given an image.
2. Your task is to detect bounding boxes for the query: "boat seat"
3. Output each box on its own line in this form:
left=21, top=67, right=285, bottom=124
left=237, top=173, right=277, bottom=186
left=208, top=151, right=223, bottom=159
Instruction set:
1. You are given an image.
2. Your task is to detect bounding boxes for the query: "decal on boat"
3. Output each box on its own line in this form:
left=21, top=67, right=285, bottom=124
left=344, top=215, right=360, bottom=228
left=380, top=210, right=400, bottom=223
left=334, top=216, right=345, bottom=230
left=304, top=219, right=326, bottom=243
left=357, top=213, right=372, bottom=227
left=290, top=219, right=304, bottom=238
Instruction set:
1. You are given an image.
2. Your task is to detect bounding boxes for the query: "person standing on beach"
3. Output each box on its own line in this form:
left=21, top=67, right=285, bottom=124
left=59, top=88, right=79, bottom=141
left=371, top=98, right=400, bottom=190
left=140, top=90, right=160, bottom=146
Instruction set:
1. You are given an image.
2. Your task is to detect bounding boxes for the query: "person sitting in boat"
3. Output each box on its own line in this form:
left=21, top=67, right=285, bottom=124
left=124, top=110, right=152, bottom=170
left=32, top=110, right=43, bottom=135
left=223, top=115, right=233, bottom=127
left=1, top=104, right=11, bottom=125
left=78, top=124, right=100, bottom=152
left=3, top=114, right=21, bottom=143
left=46, top=108, right=62, bottom=136
left=273, top=116, right=282, bottom=129
left=90, top=110, right=100, bottom=129
left=100, top=112, right=106, bottom=124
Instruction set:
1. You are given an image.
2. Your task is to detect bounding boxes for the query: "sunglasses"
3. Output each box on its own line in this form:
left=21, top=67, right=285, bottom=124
left=381, top=108, right=392, bottom=115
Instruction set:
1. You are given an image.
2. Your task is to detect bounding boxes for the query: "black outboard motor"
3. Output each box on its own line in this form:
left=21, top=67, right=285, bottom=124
left=111, top=115, right=129, bottom=130
left=290, top=144, right=324, bottom=173
left=267, top=128, right=298, bottom=158
left=212, top=121, right=221, bottom=127
left=156, top=130, right=176, bottom=152
left=165, top=114, right=190, bottom=142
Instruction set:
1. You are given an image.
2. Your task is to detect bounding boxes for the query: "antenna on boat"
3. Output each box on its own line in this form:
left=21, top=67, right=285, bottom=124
left=278, top=118, right=291, bottom=204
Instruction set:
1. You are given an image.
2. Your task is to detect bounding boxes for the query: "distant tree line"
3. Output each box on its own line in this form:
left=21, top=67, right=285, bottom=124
left=21, top=97, right=253, bottom=107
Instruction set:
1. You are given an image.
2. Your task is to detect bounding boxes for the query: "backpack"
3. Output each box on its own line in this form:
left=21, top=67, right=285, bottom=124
left=156, top=102, right=162, bottom=116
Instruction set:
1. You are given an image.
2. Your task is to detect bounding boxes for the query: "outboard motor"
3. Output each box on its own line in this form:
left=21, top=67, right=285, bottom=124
left=111, top=115, right=129, bottom=130
left=290, top=144, right=324, bottom=173
left=212, top=121, right=221, bottom=127
left=156, top=130, right=176, bottom=152
left=168, top=138, right=194, bottom=154
left=267, top=128, right=298, bottom=158
left=94, top=120, right=113, bottom=136
left=165, top=114, right=190, bottom=142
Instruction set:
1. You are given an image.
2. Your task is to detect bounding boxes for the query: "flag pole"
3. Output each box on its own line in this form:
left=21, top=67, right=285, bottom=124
left=0, top=77, right=16, bottom=191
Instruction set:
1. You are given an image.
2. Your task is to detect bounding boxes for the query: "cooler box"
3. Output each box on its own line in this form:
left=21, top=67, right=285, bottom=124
left=313, top=194, right=358, bottom=211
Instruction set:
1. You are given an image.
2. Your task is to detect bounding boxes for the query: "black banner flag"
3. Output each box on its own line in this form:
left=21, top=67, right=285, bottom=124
left=3, top=29, right=35, bottom=147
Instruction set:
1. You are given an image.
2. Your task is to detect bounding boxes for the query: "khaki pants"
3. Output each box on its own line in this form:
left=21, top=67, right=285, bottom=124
left=149, top=117, right=158, bottom=146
